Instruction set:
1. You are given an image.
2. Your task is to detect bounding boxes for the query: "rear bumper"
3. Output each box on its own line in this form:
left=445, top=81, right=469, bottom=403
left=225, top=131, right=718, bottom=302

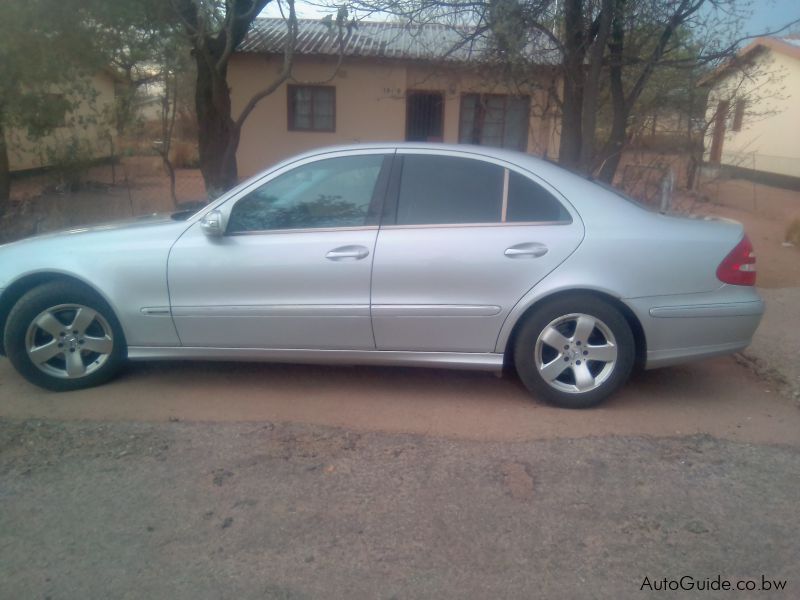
left=645, top=340, right=754, bottom=369
left=626, top=289, right=764, bottom=370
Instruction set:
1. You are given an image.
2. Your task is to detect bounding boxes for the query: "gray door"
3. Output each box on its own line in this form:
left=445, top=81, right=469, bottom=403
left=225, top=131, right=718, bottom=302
left=168, top=152, right=390, bottom=349
left=371, top=150, right=584, bottom=353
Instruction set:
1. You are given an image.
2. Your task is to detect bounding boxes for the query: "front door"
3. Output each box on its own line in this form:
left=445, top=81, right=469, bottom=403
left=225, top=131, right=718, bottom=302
left=406, top=91, right=444, bottom=142
left=168, top=151, right=391, bottom=349
left=370, top=150, right=584, bottom=353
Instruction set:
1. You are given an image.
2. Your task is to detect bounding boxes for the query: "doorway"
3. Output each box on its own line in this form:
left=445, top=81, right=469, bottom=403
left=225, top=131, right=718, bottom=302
left=406, top=91, right=444, bottom=142
left=709, top=100, right=729, bottom=164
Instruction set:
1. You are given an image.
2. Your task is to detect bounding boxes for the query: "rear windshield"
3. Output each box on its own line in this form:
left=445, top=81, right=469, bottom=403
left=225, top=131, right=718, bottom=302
left=547, top=159, right=656, bottom=212
left=588, top=178, right=657, bottom=212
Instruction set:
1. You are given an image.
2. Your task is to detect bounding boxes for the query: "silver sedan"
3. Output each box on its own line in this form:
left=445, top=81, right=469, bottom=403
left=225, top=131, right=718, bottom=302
left=0, top=144, right=764, bottom=408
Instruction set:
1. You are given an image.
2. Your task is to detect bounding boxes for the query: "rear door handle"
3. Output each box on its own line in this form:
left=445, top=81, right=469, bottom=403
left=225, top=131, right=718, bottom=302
left=504, top=242, right=549, bottom=259
left=325, top=245, right=370, bottom=261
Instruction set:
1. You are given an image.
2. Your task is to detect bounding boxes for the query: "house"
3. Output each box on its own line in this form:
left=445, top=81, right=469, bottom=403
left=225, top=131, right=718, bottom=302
left=230, top=18, right=560, bottom=177
left=703, top=36, right=800, bottom=182
left=6, top=70, right=117, bottom=173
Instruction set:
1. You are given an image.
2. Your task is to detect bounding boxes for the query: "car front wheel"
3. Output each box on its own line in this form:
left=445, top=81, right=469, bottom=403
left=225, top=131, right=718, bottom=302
left=4, top=281, right=126, bottom=391
left=513, top=296, right=635, bottom=408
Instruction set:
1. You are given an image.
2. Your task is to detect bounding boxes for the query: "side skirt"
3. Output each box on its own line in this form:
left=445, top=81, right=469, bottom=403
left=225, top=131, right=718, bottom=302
left=127, top=347, right=505, bottom=372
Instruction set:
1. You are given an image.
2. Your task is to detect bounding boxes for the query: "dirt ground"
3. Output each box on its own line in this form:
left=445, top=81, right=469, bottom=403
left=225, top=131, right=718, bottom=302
left=1, top=356, right=798, bottom=445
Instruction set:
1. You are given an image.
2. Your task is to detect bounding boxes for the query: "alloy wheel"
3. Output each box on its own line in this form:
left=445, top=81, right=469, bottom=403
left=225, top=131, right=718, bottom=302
left=534, top=312, right=618, bottom=394
left=24, top=304, right=114, bottom=379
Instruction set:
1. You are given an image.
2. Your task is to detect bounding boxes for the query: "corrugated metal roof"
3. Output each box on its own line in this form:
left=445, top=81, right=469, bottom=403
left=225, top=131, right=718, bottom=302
left=238, top=18, right=559, bottom=64
left=699, top=35, right=800, bottom=85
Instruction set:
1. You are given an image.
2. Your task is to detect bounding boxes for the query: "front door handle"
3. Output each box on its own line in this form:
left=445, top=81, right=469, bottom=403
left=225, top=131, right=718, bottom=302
left=325, top=245, right=370, bottom=261
left=504, top=242, right=549, bottom=259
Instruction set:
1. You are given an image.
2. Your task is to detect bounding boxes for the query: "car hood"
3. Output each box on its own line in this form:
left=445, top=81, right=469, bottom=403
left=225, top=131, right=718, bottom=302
left=0, top=213, right=193, bottom=291
left=0, top=213, right=182, bottom=249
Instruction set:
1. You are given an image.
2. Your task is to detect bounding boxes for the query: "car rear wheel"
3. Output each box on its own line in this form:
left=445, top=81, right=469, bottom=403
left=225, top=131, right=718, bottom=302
left=4, top=281, right=126, bottom=391
left=513, top=296, right=635, bottom=408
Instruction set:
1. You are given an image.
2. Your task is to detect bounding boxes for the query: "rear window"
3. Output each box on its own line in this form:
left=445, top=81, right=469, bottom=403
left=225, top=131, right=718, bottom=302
left=507, top=171, right=571, bottom=222
left=396, top=155, right=504, bottom=225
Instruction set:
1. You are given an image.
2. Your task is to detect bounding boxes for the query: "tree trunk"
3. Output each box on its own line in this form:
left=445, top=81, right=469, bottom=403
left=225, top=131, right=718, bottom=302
left=163, top=156, right=177, bottom=208
left=686, top=90, right=698, bottom=190
left=596, top=0, right=699, bottom=183
left=558, top=0, right=586, bottom=170
left=0, top=117, right=10, bottom=216
left=596, top=0, right=627, bottom=183
left=194, top=55, right=238, bottom=199
left=596, top=109, right=627, bottom=183
left=596, top=62, right=627, bottom=183
left=578, top=0, right=613, bottom=173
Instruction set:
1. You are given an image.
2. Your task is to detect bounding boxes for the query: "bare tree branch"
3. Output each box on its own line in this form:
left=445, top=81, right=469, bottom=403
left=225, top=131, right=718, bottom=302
left=234, top=0, right=298, bottom=129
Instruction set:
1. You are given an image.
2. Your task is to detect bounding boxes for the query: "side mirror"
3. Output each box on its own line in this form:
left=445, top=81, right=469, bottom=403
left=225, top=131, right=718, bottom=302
left=200, top=209, right=226, bottom=237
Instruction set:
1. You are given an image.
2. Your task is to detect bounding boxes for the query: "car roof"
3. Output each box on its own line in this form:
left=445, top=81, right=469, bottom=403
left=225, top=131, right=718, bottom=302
left=285, top=142, right=575, bottom=183
left=227, top=142, right=647, bottom=226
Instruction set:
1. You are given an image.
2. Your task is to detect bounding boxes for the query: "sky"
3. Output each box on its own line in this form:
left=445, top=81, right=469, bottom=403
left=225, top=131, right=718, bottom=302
left=739, top=0, right=800, bottom=36
left=263, top=0, right=800, bottom=38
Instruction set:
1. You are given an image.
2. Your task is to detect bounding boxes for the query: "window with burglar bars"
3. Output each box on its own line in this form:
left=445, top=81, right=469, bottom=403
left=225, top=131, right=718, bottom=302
left=458, top=94, right=530, bottom=151
left=287, top=85, right=335, bottom=132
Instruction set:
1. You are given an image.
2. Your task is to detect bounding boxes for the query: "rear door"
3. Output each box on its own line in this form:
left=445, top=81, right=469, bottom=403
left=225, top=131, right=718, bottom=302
left=370, top=149, right=584, bottom=352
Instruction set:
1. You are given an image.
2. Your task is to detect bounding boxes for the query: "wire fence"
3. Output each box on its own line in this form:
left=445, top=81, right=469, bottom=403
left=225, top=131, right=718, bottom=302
left=3, top=156, right=207, bottom=243
left=614, top=149, right=696, bottom=212
left=719, top=151, right=800, bottom=178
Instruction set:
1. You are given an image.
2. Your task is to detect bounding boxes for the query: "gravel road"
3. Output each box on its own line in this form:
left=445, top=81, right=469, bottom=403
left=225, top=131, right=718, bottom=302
left=746, top=287, right=800, bottom=397
left=1, top=419, right=798, bottom=600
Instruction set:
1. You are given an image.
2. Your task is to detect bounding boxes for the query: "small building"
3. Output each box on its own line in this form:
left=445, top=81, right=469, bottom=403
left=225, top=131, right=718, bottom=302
left=703, top=36, right=800, bottom=181
left=6, top=70, right=118, bottom=173
left=230, top=18, right=560, bottom=177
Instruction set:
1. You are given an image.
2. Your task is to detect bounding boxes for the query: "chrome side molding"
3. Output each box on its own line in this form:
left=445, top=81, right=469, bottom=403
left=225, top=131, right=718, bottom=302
left=127, top=347, right=504, bottom=371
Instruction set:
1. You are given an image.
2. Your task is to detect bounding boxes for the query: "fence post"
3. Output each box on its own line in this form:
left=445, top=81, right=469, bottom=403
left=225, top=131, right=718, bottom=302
left=660, top=167, right=674, bottom=213
left=751, top=152, right=757, bottom=212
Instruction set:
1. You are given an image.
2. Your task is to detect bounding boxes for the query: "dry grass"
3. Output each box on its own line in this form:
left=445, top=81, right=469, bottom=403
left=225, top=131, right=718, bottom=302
left=786, top=218, right=800, bottom=246
left=169, top=140, right=199, bottom=169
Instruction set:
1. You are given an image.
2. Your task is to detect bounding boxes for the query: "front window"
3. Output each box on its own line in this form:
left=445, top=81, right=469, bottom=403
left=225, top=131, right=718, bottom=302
left=29, top=93, right=69, bottom=131
left=458, top=94, right=530, bottom=151
left=227, top=155, right=385, bottom=233
left=288, top=85, right=335, bottom=132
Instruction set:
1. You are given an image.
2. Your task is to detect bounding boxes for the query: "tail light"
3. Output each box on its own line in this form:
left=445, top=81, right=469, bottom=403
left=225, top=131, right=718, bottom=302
left=716, top=234, right=756, bottom=286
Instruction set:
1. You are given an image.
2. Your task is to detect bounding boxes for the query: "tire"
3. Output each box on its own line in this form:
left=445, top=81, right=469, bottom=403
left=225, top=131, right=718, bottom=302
left=513, top=296, right=635, bottom=409
left=4, top=281, right=126, bottom=391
